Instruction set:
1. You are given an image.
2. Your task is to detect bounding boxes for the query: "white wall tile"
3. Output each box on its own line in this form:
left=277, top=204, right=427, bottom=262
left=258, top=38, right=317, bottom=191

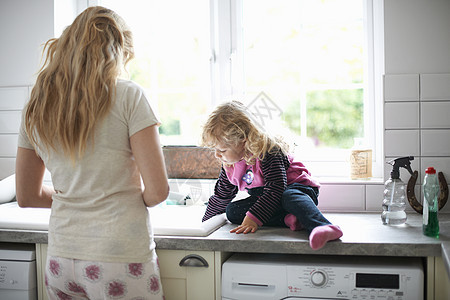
left=384, top=130, right=420, bottom=157
left=318, top=184, right=365, bottom=211
left=0, top=0, right=54, bottom=86
left=384, top=102, right=419, bottom=129
left=366, top=184, right=384, bottom=211
left=384, top=156, right=420, bottom=182
left=0, top=87, right=28, bottom=110
left=0, top=158, right=15, bottom=179
left=439, top=190, right=450, bottom=213
left=0, top=111, right=22, bottom=133
left=0, top=135, right=18, bottom=157
left=421, top=129, right=450, bottom=156
left=384, top=74, right=419, bottom=101
left=420, top=74, right=450, bottom=101
left=421, top=101, right=450, bottom=128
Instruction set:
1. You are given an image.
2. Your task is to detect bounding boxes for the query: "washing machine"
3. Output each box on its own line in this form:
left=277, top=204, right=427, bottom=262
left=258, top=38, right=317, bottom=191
left=222, top=253, right=424, bottom=300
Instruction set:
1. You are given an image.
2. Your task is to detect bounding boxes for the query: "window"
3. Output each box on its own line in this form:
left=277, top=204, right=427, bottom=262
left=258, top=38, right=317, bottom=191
left=97, top=0, right=211, bottom=145
left=96, top=0, right=383, bottom=179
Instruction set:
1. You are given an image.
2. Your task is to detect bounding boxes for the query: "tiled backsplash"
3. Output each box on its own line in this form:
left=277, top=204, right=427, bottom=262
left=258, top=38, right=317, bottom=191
left=384, top=73, right=450, bottom=213
left=0, top=86, right=30, bottom=179
left=1, top=74, right=450, bottom=214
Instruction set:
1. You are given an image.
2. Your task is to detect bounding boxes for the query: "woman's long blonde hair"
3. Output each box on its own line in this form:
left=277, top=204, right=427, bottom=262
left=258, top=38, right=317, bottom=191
left=24, top=6, right=134, bottom=162
left=201, top=100, right=289, bottom=165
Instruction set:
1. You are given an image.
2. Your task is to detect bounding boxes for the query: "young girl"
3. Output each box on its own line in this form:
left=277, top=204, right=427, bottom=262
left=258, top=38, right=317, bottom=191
left=15, top=7, right=168, bottom=299
left=201, top=101, right=343, bottom=250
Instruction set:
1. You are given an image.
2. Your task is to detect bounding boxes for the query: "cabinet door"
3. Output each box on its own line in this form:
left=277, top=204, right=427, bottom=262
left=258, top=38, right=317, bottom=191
left=156, top=249, right=215, bottom=300
left=157, top=249, right=188, bottom=300
left=434, top=256, right=450, bottom=299
left=185, top=251, right=215, bottom=300
left=36, top=243, right=49, bottom=300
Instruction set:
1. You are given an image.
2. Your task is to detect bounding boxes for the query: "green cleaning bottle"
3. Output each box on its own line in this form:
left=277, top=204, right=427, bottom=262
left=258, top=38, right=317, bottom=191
left=423, top=167, right=439, bottom=238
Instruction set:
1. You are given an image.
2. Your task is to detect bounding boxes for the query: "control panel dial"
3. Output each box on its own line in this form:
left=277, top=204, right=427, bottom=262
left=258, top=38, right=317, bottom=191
left=310, top=270, right=328, bottom=287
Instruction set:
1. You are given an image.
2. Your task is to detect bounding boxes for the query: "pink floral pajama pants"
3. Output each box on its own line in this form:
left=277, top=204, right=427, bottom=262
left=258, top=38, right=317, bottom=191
left=45, top=252, right=164, bottom=300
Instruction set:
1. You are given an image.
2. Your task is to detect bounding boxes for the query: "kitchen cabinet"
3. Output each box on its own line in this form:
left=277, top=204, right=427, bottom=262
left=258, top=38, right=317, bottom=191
left=156, top=249, right=231, bottom=300
left=34, top=244, right=230, bottom=300
left=35, top=244, right=48, bottom=300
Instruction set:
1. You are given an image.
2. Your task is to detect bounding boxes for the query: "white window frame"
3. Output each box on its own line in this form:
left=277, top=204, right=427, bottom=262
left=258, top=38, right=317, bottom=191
left=210, top=0, right=384, bottom=180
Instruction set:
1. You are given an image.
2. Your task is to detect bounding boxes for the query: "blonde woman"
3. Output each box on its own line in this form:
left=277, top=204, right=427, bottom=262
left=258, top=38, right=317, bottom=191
left=201, top=101, right=343, bottom=250
left=15, top=7, right=168, bottom=299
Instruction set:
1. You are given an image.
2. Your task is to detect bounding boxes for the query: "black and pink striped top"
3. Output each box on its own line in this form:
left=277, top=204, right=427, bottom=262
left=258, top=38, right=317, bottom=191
left=202, top=151, right=320, bottom=225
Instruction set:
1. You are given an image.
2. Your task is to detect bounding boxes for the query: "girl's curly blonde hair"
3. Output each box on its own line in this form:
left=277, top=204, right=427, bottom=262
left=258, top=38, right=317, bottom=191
left=24, top=6, right=134, bottom=162
left=201, top=100, right=289, bottom=165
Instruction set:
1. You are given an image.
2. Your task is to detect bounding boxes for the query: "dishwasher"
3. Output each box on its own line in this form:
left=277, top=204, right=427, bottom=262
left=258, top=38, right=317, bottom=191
left=0, top=243, right=37, bottom=300
left=222, top=253, right=424, bottom=300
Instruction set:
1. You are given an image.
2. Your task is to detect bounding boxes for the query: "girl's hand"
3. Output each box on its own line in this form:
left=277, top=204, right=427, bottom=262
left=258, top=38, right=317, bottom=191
left=230, top=216, right=258, bottom=234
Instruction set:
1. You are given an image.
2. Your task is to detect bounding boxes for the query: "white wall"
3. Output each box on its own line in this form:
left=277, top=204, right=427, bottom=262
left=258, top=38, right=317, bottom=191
left=384, top=0, right=450, bottom=74
left=382, top=0, right=450, bottom=213
left=0, top=0, right=78, bottom=179
left=0, top=0, right=54, bottom=179
left=0, top=0, right=54, bottom=86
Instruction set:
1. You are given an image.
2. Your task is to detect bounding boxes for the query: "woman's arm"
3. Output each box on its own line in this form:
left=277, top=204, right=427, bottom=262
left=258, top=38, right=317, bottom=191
left=15, top=147, right=54, bottom=208
left=130, top=124, right=169, bottom=207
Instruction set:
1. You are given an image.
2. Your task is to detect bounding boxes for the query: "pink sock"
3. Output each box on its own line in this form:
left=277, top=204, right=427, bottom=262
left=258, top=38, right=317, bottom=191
left=309, top=225, right=343, bottom=250
left=284, top=214, right=303, bottom=231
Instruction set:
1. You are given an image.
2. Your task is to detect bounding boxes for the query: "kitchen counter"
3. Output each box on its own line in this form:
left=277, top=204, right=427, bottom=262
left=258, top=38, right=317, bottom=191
left=156, top=213, right=449, bottom=257
left=0, top=212, right=448, bottom=258
left=2, top=211, right=450, bottom=292
left=3, top=212, right=448, bottom=299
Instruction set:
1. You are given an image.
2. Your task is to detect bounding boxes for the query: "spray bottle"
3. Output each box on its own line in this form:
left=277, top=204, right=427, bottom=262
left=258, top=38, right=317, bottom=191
left=381, top=156, right=414, bottom=225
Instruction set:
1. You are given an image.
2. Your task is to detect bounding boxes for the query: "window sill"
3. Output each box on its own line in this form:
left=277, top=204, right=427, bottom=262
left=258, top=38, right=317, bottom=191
left=318, top=177, right=384, bottom=185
